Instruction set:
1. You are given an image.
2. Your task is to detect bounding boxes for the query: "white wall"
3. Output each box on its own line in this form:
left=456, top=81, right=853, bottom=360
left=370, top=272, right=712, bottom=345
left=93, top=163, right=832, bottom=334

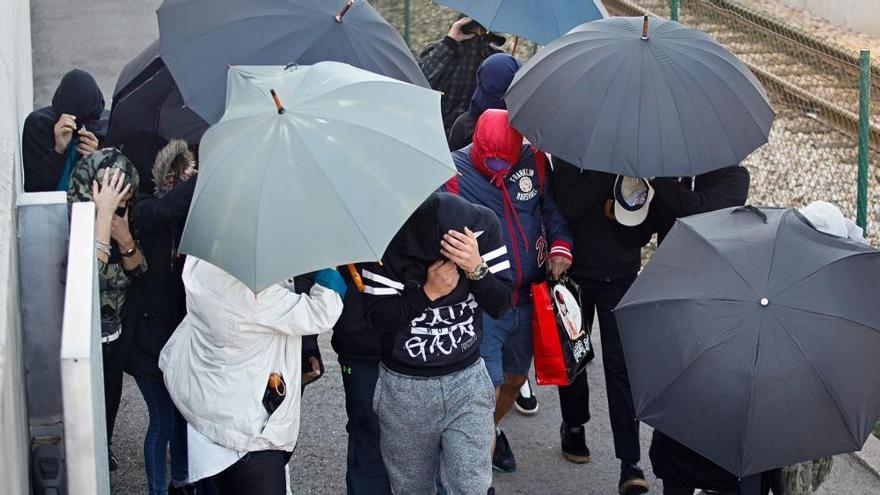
left=781, top=0, right=880, bottom=37
left=0, top=0, right=33, bottom=493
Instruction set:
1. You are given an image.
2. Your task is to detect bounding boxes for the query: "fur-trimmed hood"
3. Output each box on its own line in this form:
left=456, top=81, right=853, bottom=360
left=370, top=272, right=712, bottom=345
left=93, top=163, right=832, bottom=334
left=152, top=139, right=193, bottom=196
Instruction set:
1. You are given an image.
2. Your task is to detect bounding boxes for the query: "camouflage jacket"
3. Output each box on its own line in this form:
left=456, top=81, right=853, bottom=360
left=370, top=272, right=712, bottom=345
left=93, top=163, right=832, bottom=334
left=98, top=254, right=147, bottom=330
left=781, top=457, right=833, bottom=494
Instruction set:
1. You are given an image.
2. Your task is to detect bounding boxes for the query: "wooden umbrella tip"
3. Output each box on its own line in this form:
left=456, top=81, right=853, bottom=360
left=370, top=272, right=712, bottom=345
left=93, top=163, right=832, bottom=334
left=641, top=15, right=649, bottom=40
left=270, top=89, right=286, bottom=114
left=335, top=0, right=355, bottom=23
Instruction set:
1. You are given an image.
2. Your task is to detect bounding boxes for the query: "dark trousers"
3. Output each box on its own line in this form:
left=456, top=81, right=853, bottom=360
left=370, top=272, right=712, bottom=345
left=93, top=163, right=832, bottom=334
left=339, top=356, right=392, bottom=495
left=103, top=338, right=126, bottom=445
left=214, top=450, right=291, bottom=495
left=557, top=274, right=640, bottom=462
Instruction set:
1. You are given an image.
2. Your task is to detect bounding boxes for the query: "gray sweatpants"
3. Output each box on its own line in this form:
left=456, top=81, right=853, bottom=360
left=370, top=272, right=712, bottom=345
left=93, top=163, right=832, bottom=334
left=373, top=359, right=495, bottom=495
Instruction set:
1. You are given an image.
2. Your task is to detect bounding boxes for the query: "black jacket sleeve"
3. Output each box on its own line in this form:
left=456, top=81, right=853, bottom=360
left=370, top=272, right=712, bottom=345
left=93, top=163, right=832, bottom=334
left=551, top=158, right=615, bottom=223
left=361, top=263, right=433, bottom=332
left=651, top=167, right=751, bottom=217
left=471, top=220, right=513, bottom=319
left=131, top=177, right=197, bottom=233
left=22, top=113, right=67, bottom=193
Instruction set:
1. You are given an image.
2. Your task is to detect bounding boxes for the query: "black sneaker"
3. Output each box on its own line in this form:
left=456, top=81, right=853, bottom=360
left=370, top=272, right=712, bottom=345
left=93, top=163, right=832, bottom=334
left=560, top=423, right=591, bottom=463
left=492, top=429, right=517, bottom=473
left=108, top=448, right=118, bottom=472
left=487, top=488, right=495, bottom=495
left=619, top=463, right=650, bottom=495
left=514, top=379, right=539, bottom=415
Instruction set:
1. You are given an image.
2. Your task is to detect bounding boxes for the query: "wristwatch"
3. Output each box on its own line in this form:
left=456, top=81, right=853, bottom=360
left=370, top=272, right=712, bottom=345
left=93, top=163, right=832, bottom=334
left=465, top=260, right=489, bottom=281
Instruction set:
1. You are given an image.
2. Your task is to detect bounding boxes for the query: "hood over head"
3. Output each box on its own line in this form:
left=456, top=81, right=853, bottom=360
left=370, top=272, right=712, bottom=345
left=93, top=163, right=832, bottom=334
left=384, top=192, right=498, bottom=284
left=52, top=69, right=105, bottom=132
left=67, top=148, right=139, bottom=204
left=469, top=53, right=521, bottom=117
left=152, top=139, right=195, bottom=196
left=470, top=109, right=523, bottom=178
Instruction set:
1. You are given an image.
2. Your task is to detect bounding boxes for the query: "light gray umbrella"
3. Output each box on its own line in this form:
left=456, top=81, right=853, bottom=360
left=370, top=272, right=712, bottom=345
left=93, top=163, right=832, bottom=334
left=615, top=206, right=880, bottom=477
left=157, top=0, right=429, bottom=124
left=179, top=62, right=455, bottom=292
left=505, top=16, right=775, bottom=177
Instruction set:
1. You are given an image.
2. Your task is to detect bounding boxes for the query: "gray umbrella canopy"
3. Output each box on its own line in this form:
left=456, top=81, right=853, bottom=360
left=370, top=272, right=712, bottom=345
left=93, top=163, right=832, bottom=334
left=157, top=0, right=429, bottom=124
left=179, top=63, right=455, bottom=292
left=615, top=206, right=880, bottom=477
left=505, top=16, right=775, bottom=177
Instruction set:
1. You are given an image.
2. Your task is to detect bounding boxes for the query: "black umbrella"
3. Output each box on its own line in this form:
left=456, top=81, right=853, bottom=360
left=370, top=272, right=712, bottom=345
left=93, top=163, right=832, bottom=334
left=505, top=16, right=775, bottom=178
left=107, top=40, right=209, bottom=146
left=615, top=206, right=880, bottom=477
left=156, top=0, right=429, bottom=124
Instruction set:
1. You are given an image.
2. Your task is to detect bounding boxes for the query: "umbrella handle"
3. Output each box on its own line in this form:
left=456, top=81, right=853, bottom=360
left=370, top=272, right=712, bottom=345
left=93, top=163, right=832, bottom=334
left=732, top=205, right=768, bottom=223
left=641, top=15, right=649, bottom=40
left=347, top=264, right=366, bottom=293
left=512, top=36, right=520, bottom=56
left=335, top=0, right=355, bottom=22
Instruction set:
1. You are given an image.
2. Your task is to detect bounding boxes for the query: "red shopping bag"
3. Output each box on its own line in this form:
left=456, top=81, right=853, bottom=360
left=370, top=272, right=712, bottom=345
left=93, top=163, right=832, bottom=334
left=532, top=275, right=592, bottom=386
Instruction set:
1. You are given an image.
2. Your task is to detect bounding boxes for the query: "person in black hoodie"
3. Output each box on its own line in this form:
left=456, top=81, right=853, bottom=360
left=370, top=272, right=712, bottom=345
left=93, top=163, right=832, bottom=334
left=125, top=138, right=198, bottom=495
left=22, top=69, right=104, bottom=192
left=552, top=159, right=652, bottom=495
left=362, top=192, right=512, bottom=495
left=331, top=266, right=392, bottom=495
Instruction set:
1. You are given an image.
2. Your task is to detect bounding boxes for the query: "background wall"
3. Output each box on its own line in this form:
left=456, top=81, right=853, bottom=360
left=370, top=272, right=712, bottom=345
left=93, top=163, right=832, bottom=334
left=780, top=0, right=880, bottom=37
left=0, top=0, right=33, bottom=493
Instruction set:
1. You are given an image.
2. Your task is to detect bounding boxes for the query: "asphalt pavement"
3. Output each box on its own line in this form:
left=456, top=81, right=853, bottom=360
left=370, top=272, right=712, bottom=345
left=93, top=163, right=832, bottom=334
left=28, top=1, right=880, bottom=493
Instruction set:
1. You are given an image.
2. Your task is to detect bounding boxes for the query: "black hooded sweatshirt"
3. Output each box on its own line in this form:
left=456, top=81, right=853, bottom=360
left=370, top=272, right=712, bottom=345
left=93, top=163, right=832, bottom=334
left=363, top=193, right=512, bottom=377
left=22, top=69, right=106, bottom=192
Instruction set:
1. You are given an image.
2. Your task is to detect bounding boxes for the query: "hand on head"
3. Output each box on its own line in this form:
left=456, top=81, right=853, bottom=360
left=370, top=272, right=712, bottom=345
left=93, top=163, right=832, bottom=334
left=92, top=168, right=131, bottom=217
left=448, top=16, right=480, bottom=42
left=441, top=227, right=482, bottom=273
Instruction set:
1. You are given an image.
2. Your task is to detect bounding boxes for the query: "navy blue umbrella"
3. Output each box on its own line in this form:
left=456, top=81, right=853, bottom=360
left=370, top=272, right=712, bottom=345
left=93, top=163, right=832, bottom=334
left=157, top=0, right=429, bottom=124
left=434, top=0, right=607, bottom=45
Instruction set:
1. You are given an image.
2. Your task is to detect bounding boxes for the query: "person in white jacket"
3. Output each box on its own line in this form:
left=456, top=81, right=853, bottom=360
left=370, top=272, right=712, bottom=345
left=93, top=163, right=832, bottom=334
left=159, top=257, right=346, bottom=494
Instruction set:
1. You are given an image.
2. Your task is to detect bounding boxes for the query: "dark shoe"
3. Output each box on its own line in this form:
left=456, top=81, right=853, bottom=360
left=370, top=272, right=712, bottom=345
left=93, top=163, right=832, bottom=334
left=492, top=429, right=517, bottom=473
left=619, top=463, right=650, bottom=495
left=108, top=449, right=118, bottom=472
left=487, top=488, right=495, bottom=495
left=560, top=423, right=591, bottom=463
left=514, top=379, right=539, bottom=415
left=169, top=483, right=197, bottom=495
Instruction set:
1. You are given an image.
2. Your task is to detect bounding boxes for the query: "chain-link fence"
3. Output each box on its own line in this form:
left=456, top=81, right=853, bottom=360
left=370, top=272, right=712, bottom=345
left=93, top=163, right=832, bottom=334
left=375, top=0, right=877, bottom=244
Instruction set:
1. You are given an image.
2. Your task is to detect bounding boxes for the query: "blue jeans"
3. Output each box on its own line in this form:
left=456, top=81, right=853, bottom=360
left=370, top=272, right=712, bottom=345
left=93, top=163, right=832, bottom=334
left=135, top=376, right=188, bottom=495
left=480, top=302, right=535, bottom=386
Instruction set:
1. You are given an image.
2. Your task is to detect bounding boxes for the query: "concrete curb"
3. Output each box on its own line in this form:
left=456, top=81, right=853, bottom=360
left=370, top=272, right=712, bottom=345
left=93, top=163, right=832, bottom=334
left=853, top=434, right=880, bottom=479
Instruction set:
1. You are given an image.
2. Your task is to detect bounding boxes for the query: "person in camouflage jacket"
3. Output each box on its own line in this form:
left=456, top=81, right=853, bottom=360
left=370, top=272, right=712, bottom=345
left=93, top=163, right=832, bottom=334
left=781, top=457, right=833, bottom=494
left=68, top=147, right=147, bottom=471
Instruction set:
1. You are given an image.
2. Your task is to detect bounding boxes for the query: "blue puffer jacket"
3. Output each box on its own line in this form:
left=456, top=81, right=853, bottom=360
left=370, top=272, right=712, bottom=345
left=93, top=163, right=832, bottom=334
left=444, top=110, right=573, bottom=304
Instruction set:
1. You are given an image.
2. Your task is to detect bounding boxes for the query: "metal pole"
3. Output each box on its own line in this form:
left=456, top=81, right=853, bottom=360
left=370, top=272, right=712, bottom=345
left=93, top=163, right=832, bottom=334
left=858, top=50, right=871, bottom=230
left=404, top=0, right=411, bottom=46
left=670, top=0, right=679, bottom=21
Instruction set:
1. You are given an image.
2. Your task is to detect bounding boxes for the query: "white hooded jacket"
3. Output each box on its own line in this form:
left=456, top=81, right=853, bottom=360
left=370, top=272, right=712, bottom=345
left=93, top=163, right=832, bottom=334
left=159, top=257, right=343, bottom=452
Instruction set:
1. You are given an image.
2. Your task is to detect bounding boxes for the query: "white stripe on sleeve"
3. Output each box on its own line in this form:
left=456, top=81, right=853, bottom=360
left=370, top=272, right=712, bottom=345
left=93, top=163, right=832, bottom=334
left=481, top=245, right=508, bottom=262
left=362, top=285, right=400, bottom=296
left=488, top=260, right=511, bottom=274
left=361, top=269, right=404, bottom=290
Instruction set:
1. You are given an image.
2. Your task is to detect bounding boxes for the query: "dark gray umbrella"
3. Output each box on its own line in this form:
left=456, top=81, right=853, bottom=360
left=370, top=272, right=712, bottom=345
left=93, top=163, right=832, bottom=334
left=615, top=206, right=880, bottom=477
left=505, top=16, right=775, bottom=177
left=157, top=0, right=429, bottom=124
left=107, top=40, right=209, bottom=145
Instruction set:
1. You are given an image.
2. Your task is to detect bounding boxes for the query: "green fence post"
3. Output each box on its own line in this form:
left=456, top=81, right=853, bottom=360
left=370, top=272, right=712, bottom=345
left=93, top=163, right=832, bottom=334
left=858, top=50, right=871, bottom=230
left=404, top=0, right=411, bottom=47
left=670, top=0, right=679, bottom=21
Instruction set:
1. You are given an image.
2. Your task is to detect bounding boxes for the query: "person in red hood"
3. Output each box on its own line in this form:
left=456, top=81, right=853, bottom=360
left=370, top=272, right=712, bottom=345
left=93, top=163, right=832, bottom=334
left=444, top=109, right=574, bottom=476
